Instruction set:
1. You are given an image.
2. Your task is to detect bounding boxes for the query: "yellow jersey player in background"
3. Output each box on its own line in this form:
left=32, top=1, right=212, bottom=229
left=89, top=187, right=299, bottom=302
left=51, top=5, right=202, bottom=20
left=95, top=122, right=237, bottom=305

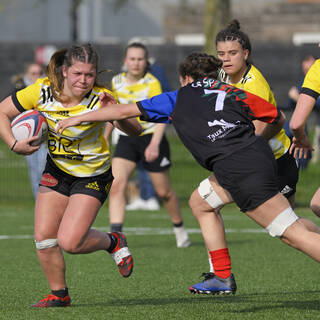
left=0, top=44, right=142, bottom=307
left=105, top=42, right=190, bottom=248
left=290, top=58, right=320, bottom=217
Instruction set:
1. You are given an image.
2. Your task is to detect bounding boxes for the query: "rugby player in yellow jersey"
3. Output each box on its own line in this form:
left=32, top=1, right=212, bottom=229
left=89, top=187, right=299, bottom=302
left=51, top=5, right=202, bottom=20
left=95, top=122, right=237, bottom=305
left=105, top=42, right=190, bottom=248
left=290, top=58, right=320, bottom=217
left=0, top=44, right=142, bottom=307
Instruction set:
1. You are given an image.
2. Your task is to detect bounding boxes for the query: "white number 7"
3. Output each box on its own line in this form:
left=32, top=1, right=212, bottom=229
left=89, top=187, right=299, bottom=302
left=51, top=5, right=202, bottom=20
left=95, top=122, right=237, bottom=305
left=204, top=89, right=226, bottom=111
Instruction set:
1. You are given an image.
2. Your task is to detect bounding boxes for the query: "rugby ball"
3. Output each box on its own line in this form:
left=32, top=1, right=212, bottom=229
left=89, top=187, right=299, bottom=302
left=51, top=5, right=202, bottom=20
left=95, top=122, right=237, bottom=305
left=11, top=110, right=48, bottom=146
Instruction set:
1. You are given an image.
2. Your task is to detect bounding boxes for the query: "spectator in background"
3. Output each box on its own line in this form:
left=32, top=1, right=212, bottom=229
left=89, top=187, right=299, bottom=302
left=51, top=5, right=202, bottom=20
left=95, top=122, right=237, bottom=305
left=11, top=62, right=47, bottom=198
left=106, top=42, right=190, bottom=248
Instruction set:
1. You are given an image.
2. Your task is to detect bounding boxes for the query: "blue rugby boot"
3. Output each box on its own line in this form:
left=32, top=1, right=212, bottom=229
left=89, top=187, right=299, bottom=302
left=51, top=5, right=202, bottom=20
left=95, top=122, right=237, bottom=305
left=189, top=273, right=237, bottom=295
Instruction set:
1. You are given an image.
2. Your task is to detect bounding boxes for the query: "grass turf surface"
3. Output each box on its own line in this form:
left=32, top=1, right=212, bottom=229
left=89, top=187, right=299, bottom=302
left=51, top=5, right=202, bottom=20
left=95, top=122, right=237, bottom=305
left=0, top=202, right=319, bottom=320
left=1, top=133, right=320, bottom=319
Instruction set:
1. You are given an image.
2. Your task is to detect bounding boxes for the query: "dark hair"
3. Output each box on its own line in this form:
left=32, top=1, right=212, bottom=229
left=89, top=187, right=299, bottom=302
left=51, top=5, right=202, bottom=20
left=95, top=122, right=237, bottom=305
left=46, top=43, right=100, bottom=102
left=179, top=52, right=222, bottom=80
left=216, top=20, right=252, bottom=60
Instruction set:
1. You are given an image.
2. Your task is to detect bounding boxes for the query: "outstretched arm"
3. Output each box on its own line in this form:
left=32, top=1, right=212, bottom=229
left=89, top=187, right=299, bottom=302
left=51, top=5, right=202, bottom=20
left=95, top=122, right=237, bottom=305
left=56, top=92, right=142, bottom=134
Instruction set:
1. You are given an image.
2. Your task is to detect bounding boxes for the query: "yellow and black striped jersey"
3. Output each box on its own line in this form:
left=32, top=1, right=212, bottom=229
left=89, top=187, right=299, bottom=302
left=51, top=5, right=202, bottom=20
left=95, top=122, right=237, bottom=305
left=12, top=77, right=113, bottom=177
left=111, top=72, right=162, bottom=135
left=221, top=64, right=291, bottom=159
left=301, top=59, right=320, bottom=98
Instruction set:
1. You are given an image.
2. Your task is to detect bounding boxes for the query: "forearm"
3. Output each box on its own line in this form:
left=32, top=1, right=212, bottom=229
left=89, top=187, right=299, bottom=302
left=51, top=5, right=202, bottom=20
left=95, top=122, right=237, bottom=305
left=290, top=93, right=315, bottom=139
left=0, top=96, right=20, bottom=148
left=0, top=112, right=16, bottom=148
left=114, top=118, right=143, bottom=136
left=82, top=103, right=141, bottom=123
left=150, top=123, right=166, bottom=146
left=103, top=121, right=114, bottom=142
left=259, top=111, right=285, bottom=141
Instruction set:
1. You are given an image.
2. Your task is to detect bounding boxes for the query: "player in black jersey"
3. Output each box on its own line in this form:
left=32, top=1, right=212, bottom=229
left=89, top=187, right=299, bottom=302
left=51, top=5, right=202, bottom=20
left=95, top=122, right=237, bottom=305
left=56, top=52, right=320, bottom=296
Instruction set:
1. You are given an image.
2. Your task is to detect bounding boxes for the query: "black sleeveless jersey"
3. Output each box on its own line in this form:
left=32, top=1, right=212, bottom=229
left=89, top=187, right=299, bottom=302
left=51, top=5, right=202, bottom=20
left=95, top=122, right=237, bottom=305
left=137, top=78, right=280, bottom=171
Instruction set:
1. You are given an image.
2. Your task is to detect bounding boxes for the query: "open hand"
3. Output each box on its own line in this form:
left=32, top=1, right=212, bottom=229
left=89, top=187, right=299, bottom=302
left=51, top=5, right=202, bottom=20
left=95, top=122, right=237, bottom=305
left=55, top=117, right=82, bottom=134
left=99, top=92, right=117, bottom=108
left=289, top=136, right=314, bottom=159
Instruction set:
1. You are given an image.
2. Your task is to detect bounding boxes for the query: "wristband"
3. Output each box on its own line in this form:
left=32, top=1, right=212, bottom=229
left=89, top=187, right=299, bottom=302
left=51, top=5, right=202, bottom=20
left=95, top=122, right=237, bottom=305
left=10, top=139, right=17, bottom=151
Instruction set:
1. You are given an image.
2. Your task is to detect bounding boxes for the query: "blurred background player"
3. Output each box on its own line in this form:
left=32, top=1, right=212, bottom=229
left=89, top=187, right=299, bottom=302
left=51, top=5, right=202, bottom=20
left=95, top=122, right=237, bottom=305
left=286, top=54, right=320, bottom=167
left=290, top=56, right=320, bottom=217
left=126, top=43, right=172, bottom=211
left=11, top=62, right=47, bottom=198
left=106, top=42, right=190, bottom=248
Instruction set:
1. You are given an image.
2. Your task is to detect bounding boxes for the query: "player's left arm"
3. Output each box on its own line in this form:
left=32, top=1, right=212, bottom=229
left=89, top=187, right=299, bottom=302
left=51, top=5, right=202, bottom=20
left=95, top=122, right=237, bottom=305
left=259, top=110, right=285, bottom=141
left=245, top=91, right=285, bottom=140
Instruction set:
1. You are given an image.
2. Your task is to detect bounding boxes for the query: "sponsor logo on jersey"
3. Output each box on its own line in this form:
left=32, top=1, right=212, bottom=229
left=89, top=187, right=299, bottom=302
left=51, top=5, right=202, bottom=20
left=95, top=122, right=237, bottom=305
left=160, top=157, right=170, bottom=167
left=208, top=119, right=236, bottom=130
left=281, top=185, right=293, bottom=195
left=207, top=119, right=240, bottom=142
left=57, top=110, right=69, bottom=117
left=40, top=173, right=58, bottom=187
left=85, top=181, right=100, bottom=191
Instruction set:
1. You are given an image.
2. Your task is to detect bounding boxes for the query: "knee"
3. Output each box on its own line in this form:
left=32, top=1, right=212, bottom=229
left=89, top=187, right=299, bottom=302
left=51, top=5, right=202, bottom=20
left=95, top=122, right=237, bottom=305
left=188, top=191, right=198, bottom=212
left=35, top=238, right=59, bottom=250
left=156, top=188, right=173, bottom=201
left=188, top=191, right=204, bottom=218
left=58, top=236, right=82, bottom=254
left=109, top=179, right=127, bottom=196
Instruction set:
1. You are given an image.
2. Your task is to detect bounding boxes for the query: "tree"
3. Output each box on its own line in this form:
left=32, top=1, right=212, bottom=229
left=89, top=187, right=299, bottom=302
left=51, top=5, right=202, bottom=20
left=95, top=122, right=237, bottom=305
left=203, top=0, right=231, bottom=55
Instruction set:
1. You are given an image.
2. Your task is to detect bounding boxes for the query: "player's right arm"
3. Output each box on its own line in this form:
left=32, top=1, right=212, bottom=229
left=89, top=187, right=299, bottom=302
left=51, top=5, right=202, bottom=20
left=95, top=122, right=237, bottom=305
left=0, top=95, right=39, bottom=154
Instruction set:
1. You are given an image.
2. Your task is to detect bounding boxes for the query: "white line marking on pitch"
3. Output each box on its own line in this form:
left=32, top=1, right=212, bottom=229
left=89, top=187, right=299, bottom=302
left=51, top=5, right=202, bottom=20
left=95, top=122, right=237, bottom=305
left=0, top=227, right=266, bottom=240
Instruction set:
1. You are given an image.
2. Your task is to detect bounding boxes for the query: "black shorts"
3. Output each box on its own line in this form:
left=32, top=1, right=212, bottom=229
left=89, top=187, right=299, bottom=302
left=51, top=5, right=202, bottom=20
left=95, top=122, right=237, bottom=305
left=39, top=157, right=113, bottom=204
left=276, top=151, right=299, bottom=199
left=113, top=134, right=171, bottom=172
left=213, top=137, right=279, bottom=212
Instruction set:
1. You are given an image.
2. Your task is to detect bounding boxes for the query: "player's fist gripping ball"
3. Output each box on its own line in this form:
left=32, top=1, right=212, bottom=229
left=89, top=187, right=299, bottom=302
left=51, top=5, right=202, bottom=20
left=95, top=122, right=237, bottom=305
left=11, top=110, right=48, bottom=146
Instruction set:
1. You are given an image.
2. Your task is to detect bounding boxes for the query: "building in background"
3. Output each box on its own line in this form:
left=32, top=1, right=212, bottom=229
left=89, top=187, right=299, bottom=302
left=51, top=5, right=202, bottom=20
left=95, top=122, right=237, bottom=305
left=0, top=0, right=320, bottom=105
left=0, top=0, right=319, bottom=45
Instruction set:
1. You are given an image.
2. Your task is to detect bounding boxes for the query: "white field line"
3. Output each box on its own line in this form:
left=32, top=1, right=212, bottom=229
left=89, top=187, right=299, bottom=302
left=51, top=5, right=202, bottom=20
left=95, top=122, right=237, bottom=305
left=0, top=227, right=266, bottom=240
